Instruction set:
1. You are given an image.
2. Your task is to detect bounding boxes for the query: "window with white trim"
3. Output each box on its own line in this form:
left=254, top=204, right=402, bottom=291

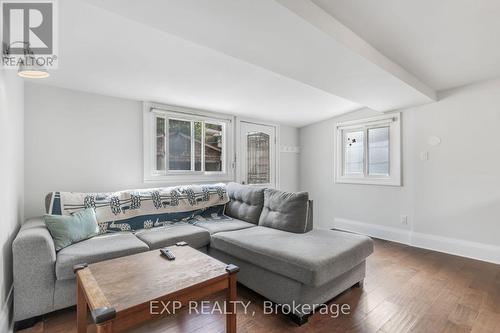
left=335, top=113, right=401, bottom=186
left=144, top=103, right=234, bottom=182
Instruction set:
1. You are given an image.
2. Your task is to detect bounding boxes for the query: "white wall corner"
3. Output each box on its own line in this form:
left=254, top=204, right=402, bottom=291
left=333, top=218, right=500, bottom=265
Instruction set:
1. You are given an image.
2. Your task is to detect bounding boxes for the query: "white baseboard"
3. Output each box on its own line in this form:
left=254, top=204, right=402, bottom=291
left=334, top=218, right=412, bottom=245
left=334, top=218, right=500, bottom=265
left=0, top=285, right=13, bottom=333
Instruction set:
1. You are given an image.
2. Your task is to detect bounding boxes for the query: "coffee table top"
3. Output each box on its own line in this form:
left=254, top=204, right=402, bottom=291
left=77, top=246, right=229, bottom=313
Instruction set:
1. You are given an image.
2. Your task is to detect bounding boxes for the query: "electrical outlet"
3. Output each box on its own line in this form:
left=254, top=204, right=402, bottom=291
left=400, top=215, right=408, bottom=225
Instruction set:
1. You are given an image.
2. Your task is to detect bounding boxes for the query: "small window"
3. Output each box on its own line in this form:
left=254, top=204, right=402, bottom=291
left=247, top=132, right=270, bottom=184
left=168, top=118, right=192, bottom=171
left=343, top=130, right=364, bottom=176
left=144, top=103, right=234, bottom=183
left=368, top=127, right=390, bottom=176
left=335, top=114, right=401, bottom=186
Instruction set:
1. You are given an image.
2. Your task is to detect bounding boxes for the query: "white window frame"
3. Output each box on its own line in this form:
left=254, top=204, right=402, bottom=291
left=143, top=102, right=235, bottom=183
left=335, top=113, right=401, bottom=186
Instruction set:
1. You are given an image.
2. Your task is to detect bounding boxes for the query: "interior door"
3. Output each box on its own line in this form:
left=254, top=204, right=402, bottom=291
left=238, top=121, right=276, bottom=187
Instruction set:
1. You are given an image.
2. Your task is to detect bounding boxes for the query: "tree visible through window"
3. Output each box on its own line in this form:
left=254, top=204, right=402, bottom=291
left=155, top=116, right=225, bottom=173
left=169, top=119, right=191, bottom=170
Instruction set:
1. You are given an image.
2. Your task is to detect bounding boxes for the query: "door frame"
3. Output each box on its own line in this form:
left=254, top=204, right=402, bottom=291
left=235, top=117, right=280, bottom=189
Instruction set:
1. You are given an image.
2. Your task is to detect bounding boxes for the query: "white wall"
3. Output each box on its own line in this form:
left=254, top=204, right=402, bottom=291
left=300, top=78, right=500, bottom=263
left=0, top=71, right=24, bottom=333
left=25, top=83, right=143, bottom=218
left=24, top=83, right=300, bottom=218
left=279, top=126, right=300, bottom=193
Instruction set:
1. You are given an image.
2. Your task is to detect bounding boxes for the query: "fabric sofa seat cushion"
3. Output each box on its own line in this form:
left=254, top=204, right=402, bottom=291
left=225, top=182, right=264, bottom=224
left=210, top=227, right=373, bottom=286
left=56, top=232, right=149, bottom=280
left=259, top=189, right=310, bottom=233
left=190, top=218, right=256, bottom=234
left=134, top=223, right=210, bottom=249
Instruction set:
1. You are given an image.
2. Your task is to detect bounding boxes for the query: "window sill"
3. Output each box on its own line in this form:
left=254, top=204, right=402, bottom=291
left=144, top=173, right=234, bottom=184
left=335, top=177, right=401, bottom=187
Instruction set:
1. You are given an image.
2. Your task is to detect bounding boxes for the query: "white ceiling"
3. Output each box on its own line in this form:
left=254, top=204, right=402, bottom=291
left=35, top=0, right=500, bottom=126
left=80, top=0, right=435, bottom=110
left=313, top=0, right=500, bottom=91
left=44, top=0, right=360, bottom=127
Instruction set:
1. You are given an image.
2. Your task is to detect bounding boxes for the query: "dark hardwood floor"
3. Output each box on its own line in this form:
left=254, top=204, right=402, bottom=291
left=20, top=239, right=500, bottom=333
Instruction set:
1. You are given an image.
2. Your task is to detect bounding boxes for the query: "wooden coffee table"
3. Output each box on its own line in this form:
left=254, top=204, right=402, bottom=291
left=74, top=245, right=239, bottom=333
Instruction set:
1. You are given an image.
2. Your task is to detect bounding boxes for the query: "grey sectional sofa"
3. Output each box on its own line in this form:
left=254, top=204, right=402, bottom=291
left=12, top=183, right=373, bottom=328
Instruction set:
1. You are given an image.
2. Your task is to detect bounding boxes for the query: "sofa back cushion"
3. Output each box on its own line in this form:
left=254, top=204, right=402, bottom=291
left=45, top=184, right=229, bottom=233
left=258, top=189, right=310, bottom=233
left=225, top=182, right=265, bottom=224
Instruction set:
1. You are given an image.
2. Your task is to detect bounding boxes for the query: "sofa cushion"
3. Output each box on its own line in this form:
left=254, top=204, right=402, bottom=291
left=225, top=182, right=264, bottom=224
left=190, top=218, right=256, bottom=234
left=56, top=232, right=149, bottom=280
left=259, top=189, right=309, bottom=233
left=135, top=223, right=210, bottom=249
left=210, top=227, right=373, bottom=286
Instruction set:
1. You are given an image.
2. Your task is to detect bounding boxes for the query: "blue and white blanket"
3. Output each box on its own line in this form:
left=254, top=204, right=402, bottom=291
left=47, top=184, right=229, bottom=233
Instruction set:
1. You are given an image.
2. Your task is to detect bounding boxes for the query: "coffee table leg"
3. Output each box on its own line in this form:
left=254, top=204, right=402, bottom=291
left=77, top=277, right=88, bottom=333
left=226, top=273, right=237, bottom=333
left=96, top=322, right=113, bottom=333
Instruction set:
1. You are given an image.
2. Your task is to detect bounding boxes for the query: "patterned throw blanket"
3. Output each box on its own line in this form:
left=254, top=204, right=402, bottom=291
left=46, top=184, right=229, bottom=233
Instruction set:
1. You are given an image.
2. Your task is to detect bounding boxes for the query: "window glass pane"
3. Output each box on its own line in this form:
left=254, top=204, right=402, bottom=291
left=247, top=132, right=270, bottom=184
left=368, top=127, right=390, bottom=176
left=344, top=130, right=364, bottom=175
left=194, top=122, right=202, bottom=171
left=205, top=123, right=223, bottom=171
left=169, top=119, right=191, bottom=170
left=156, top=117, right=165, bottom=170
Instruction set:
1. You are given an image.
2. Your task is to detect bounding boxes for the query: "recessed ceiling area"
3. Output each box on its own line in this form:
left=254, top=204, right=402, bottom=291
left=313, top=0, right=500, bottom=91
left=36, top=0, right=500, bottom=126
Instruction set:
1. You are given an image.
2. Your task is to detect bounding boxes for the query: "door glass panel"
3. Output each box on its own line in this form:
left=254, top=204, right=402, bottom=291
left=368, top=127, right=390, bottom=176
left=344, top=130, right=364, bottom=175
left=247, top=132, right=270, bottom=184
left=194, top=121, right=202, bottom=171
left=156, top=117, right=166, bottom=170
left=169, top=119, right=191, bottom=170
left=205, top=123, right=223, bottom=171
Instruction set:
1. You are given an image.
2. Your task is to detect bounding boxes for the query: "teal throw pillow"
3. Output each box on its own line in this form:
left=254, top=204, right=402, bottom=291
left=44, top=208, right=99, bottom=251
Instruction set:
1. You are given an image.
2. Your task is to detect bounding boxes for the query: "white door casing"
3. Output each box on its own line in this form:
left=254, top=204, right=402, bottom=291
left=237, top=121, right=277, bottom=188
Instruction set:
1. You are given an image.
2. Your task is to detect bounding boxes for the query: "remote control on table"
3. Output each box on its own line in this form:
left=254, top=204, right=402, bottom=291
left=176, top=241, right=188, bottom=246
left=160, top=248, right=175, bottom=260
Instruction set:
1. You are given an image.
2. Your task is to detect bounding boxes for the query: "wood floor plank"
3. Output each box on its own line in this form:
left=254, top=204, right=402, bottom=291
left=19, top=239, right=500, bottom=333
left=471, top=310, right=500, bottom=333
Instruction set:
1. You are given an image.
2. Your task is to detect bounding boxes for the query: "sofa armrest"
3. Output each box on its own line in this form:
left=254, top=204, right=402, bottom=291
left=13, top=217, right=56, bottom=321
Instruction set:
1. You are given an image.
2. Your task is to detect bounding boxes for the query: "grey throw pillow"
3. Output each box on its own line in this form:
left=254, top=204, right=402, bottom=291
left=258, top=189, right=309, bottom=233
left=44, top=208, right=100, bottom=251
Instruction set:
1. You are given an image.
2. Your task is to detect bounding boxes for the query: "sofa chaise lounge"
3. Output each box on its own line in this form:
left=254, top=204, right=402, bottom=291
left=13, top=182, right=373, bottom=328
